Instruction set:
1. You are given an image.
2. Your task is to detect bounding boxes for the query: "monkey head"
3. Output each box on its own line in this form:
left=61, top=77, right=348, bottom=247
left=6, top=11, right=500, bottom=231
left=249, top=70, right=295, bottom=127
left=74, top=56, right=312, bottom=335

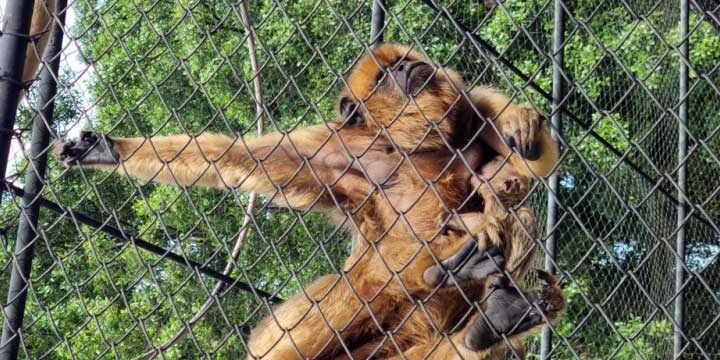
left=337, top=44, right=466, bottom=151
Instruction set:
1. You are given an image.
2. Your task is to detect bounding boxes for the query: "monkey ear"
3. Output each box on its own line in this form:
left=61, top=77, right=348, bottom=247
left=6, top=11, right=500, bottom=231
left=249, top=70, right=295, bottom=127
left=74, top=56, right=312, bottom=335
left=339, top=96, right=363, bottom=126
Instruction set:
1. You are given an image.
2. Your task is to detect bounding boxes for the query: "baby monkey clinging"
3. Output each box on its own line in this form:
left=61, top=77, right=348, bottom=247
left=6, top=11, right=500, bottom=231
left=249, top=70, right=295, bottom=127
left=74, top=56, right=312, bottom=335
left=425, top=155, right=537, bottom=289
left=423, top=156, right=562, bottom=353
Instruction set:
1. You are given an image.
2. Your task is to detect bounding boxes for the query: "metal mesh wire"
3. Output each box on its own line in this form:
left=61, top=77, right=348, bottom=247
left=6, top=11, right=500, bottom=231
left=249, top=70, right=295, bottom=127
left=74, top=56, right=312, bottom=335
left=0, top=0, right=718, bottom=358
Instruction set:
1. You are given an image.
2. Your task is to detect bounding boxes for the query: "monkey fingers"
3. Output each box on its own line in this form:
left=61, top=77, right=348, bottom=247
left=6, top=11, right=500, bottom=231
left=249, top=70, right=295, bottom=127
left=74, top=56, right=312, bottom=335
left=437, top=213, right=468, bottom=233
left=435, top=212, right=453, bottom=233
left=436, top=212, right=488, bottom=235
left=481, top=217, right=504, bottom=249
left=498, top=104, right=543, bottom=161
left=423, top=240, right=504, bottom=288
left=464, top=274, right=551, bottom=351
left=54, top=131, right=119, bottom=166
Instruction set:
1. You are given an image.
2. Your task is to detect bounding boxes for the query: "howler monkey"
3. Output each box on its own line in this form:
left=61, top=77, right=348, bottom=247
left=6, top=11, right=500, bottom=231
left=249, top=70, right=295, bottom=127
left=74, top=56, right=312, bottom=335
left=13, top=0, right=56, bottom=95
left=426, top=155, right=537, bottom=287
left=54, top=44, right=563, bottom=359
left=422, top=156, right=549, bottom=357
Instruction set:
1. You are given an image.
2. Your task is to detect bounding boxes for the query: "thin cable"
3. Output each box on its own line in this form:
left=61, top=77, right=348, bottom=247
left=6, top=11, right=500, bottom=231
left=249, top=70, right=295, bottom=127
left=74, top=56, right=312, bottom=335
left=7, top=185, right=282, bottom=304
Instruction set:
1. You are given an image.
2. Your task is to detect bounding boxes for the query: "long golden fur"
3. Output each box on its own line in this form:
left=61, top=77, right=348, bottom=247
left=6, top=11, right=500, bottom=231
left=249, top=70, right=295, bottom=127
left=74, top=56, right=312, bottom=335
left=439, top=156, right=538, bottom=279
left=53, top=44, right=563, bottom=359
left=21, top=0, right=56, bottom=92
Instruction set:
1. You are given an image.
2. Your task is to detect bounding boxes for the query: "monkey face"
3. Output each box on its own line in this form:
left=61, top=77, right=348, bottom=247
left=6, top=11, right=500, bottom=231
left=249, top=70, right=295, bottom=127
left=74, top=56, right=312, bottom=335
left=337, top=44, right=466, bottom=151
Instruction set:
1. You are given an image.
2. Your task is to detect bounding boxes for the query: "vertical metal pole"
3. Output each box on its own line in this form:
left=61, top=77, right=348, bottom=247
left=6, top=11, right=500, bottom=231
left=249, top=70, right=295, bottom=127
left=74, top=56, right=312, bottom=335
left=370, top=0, right=386, bottom=46
left=0, top=0, right=36, bottom=202
left=674, top=0, right=688, bottom=357
left=0, top=1, right=65, bottom=358
left=541, top=0, right=564, bottom=358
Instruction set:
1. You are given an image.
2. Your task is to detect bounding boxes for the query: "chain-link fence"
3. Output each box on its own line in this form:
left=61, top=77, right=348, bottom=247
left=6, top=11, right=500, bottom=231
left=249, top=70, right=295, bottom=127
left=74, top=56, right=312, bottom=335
left=0, top=0, right=718, bottom=359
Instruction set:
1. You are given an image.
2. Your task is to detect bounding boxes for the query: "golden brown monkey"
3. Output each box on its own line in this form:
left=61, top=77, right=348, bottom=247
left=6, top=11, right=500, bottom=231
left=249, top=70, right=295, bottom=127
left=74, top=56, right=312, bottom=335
left=54, top=44, right=562, bottom=359
left=20, top=0, right=56, bottom=92
left=426, top=155, right=537, bottom=286
left=420, top=156, right=547, bottom=358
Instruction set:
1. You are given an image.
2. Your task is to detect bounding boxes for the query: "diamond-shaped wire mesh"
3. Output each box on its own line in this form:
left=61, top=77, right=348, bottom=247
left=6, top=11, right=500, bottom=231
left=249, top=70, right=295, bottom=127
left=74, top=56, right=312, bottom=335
left=0, top=0, right=718, bottom=359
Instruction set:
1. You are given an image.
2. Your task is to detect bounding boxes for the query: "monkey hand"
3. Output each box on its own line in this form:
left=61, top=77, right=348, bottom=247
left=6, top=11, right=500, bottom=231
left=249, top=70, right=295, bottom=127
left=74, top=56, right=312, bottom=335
left=435, top=211, right=495, bottom=237
left=423, top=240, right=505, bottom=288
left=435, top=212, right=452, bottom=233
left=496, top=104, right=543, bottom=161
left=464, top=270, right=565, bottom=350
left=480, top=215, right=504, bottom=249
left=54, top=131, right=119, bottom=166
left=435, top=212, right=470, bottom=233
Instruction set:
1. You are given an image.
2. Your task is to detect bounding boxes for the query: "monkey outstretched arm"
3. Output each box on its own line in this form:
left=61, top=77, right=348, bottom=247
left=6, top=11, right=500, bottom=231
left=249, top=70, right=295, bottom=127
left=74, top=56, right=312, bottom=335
left=470, top=86, right=560, bottom=178
left=53, top=126, right=386, bottom=210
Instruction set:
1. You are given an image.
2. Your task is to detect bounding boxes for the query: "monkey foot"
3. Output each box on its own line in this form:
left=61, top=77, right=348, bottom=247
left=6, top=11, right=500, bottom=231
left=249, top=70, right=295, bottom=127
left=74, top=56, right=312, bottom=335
left=423, top=240, right=505, bottom=288
left=464, top=270, right=565, bottom=351
left=54, top=131, right=119, bottom=166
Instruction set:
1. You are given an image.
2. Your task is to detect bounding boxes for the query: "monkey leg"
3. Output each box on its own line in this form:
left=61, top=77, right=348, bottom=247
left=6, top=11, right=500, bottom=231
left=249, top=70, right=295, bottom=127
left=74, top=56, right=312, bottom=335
left=438, top=208, right=538, bottom=284
left=402, top=271, right=564, bottom=359
left=247, top=274, right=388, bottom=360
left=53, top=128, right=366, bottom=210
left=503, top=206, right=537, bottom=280
left=423, top=240, right=505, bottom=288
left=461, top=274, right=547, bottom=351
left=380, top=272, right=562, bottom=360
left=462, top=271, right=564, bottom=352
left=422, top=228, right=562, bottom=358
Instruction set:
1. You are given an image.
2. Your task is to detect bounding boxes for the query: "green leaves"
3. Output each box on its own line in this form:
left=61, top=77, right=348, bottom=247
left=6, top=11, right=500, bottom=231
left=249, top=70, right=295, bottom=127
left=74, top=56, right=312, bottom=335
left=6, top=0, right=718, bottom=358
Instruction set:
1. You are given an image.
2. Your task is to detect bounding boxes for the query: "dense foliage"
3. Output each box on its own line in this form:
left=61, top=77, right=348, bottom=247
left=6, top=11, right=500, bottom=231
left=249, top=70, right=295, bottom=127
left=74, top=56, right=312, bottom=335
left=1, top=0, right=718, bottom=358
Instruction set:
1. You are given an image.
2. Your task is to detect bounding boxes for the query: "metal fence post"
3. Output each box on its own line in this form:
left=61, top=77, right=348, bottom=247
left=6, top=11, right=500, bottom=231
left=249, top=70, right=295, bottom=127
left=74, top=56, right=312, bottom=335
left=541, top=0, right=565, bottom=358
left=370, top=0, right=387, bottom=46
left=0, top=1, right=65, bottom=358
left=0, top=0, right=36, bottom=202
left=674, top=0, right=689, bottom=357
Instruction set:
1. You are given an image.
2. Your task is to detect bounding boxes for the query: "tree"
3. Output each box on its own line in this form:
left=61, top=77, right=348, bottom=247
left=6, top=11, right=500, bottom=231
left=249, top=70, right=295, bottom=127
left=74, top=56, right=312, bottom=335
left=2, top=0, right=717, bottom=358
